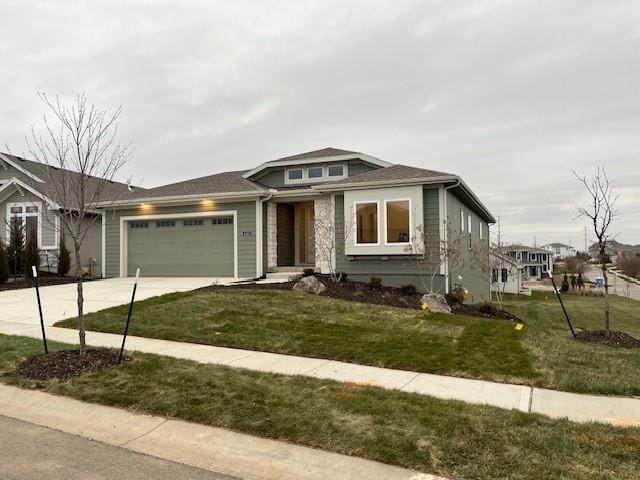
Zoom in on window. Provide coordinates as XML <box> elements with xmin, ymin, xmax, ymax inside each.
<box><xmin>492</xmin><ymin>268</ymin><xmax>498</xmax><ymax>283</ymax></box>
<box><xmin>530</xmin><ymin>253</ymin><xmax>536</xmax><ymax>261</ymax></box>
<box><xmin>328</xmin><ymin>165</ymin><xmax>344</xmax><ymax>177</ymax></box>
<box><xmin>26</xmin><ymin>206</ymin><xmax>39</xmax><ymax>214</ymax></box>
<box><xmin>156</xmin><ymin>220</ymin><xmax>175</xmax><ymax>228</ymax></box>
<box><xmin>10</xmin><ymin>206</ymin><xmax>23</xmax><ymax>214</ymax></box>
<box><xmin>129</xmin><ymin>221</ymin><xmax>149</xmax><ymax>229</ymax></box>
<box><xmin>287</xmin><ymin>169</ymin><xmax>303</xmax><ymax>181</ymax></box>
<box><xmin>479</xmin><ymin>222</ymin><xmax>483</xmax><ymax>240</ymax></box>
<box><xmin>468</xmin><ymin>216</ymin><xmax>472</xmax><ymax>250</ymax></box>
<box><xmin>501</xmin><ymin>268</ymin><xmax>508</xmax><ymax>283</ymax></box>
<box><xmin>460</xmin><ymin>210</ymin><xmax>465</xmax><ymax>231</ymax></box>
<box><xmin>212</xmin><ymin>217</ymin><xmax>233</xmax><ymax>225</ymax></box>
<box><xmin>385</xmin><ymin>200</ymin><xmax>410</xmax><ymax>244</ymax></box>
<box><xmin>183</xmin><ymin>218</ymin><xmax>204</xmax><ymax>226</ymax></box>
<box><xmin>355</xmin><ymin>202</ymin><xmax>378</xmax><ymax>244</ymax></box>
<box><xmin>8</xmin><ymin>202</ymin><xmax>41</xmax><ymax>247</ymax></box>
<box><xmin>307</xmin><ymin>166</ymin><xmax>323</xmax><ymax>179</ymax></box>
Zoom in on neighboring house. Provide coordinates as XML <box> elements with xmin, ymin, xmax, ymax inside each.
<box><xmin>505</xmin><ymin>245</ymin><xmax>553</xmax><ymax>280</ymax></box>
<box><xmin>0</xmin><ymin>152</ymin><xmax>133</xmax><ymax>275</ymax></box>
<box><xmin>542</xmin><ymin>242</ymin><xmax>576</xmax><ymax>260</ymax></box>
<box><xmin>490</xmin><ymin>251</ymin><xmax>523</xmax><ymax>295</ymax></box>
<box><xmin>96</xmin><ymin>147</ymin><xmax>496</xmax><ymax>302</ymax></box>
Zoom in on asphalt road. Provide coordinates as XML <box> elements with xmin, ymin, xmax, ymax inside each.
<box><xmin>0</xmin><ymin>415</ymin><xmax>237</xmax><ymax>480</ymax></box>
<box><xmin>586</xmin><ymin>266</ymin><xmax>640</xmax><ymax>300</ymax></box>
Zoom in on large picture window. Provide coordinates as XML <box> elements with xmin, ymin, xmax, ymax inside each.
<box><xmin>8</xmin><ymin>203</ymin><xmax>40</xmax><ymax>246</ymax></box>
<box><xmin>385</xmin><ymin>200</ymin><xmax>410</xmax><ymax>244</ymax></box>
<box><xmin>355</xmin><ymin>202</ymin><xmax>378</xmax><ymax>244</ymax></box>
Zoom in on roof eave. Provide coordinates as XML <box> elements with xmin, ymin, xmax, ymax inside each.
<box><xmin>94</xmin><ymin>190</ymin><xmax>269</xmax><ymax>208</ymax></box>
<box><xmin>0</xmin><ymin>153</ymin><xmax>45</xmax><ymax>183</ymax></box>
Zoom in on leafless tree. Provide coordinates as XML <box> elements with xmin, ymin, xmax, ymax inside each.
<box><xmin>314</xmin><ymin>198</ymin><xmax>342</xmax><ymax>282</ymax></box>
<box><xmin>404</xmin><ymin>219</ymin><xmax>464</xmax><ymax>294</ymax></box>
<box><xmin>28</xmin><ymin>93</ymin><xmax>132</xmax><ymax>353</ymax></box>
<box><xmin>574</xmin><ymin>166</ymin><xmax>620</xmax><ymax>334</ymax></box>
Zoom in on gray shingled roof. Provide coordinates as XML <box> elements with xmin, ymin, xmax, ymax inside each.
<box><xmin>125</xmin><ymin>170</ymin><xmax>267</xmax><ymax>200</ymax></box>
<box><xmin>1</xmin><ymin>153</ymin><xmax>139</xmax><ymax>208</ymax></box>
<box><xmin>270</xmin><ymin>147</ymin><xmax>360</xmax><ymax>163</ymax></box>
<box><xmin>335</xmin><ymin>164</ymin><xmax>454</xmax><ymax>184</ymax></box>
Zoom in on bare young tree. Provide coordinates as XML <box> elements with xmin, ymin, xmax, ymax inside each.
<box><xmin>574</xmin><ymin>166</ymin><xmax>620</xmax><ymax>334</ymax></box>
<box><xmin>313</xmin><ymin>198</ymin><xmax>342</xmax><ymax>282</ymax></box>
<box><xmin>28</xmin><ymin>93</ymin><xmax>132</xmax><ymax>353</ymax></box>
<box><xmin>404</xmin><ymin>219</ymin><xmax>464</xmax><ymax>294</ymax></box>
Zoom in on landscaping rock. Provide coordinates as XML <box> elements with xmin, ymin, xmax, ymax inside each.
<box><xmin>420</xmin><ymin>293</ymin><xmax>451</xmax><ymax>314</ymax></box>
<box><xmin>293</xmin><ymin>275</ymin><xmax>326</xmax><ymax>295</ymax></box>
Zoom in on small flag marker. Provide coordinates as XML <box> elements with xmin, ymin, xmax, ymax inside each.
<box><xmin>515</xmin><ymin>323</ymin><xmax>524</xmax><ymax>331</ymax></box>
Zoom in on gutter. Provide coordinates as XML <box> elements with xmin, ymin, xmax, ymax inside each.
<box><xmin>94</xmin><ymin>190</ymin><xmax>268</xmax><ymax>208</ymax></box>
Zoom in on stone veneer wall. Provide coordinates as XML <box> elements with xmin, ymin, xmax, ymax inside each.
<box><xmin>267</xmin><ymin>202</ymin><xmax>278</xmax><ymax>270</ymax></box>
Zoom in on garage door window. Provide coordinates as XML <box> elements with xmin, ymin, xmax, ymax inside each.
<box><xmin>130</xmin><ymin>221</ymin><xmax>149</xmax><ymax>229</ymax></box>
<box><xmin>156</xmin><ymin>220</ymin><xmax>175</xmax><ymax>228</ymax></box>
<box><xmin>212</xmin><ymin>217</ymin><xmax>233</xmax><ymax>225</ymax></box>
<box><xmin>183</xmin><ymin>218</ymin><xmax>204</xmax><ymax>227</ymax></box>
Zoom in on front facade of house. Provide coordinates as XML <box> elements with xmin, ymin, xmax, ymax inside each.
<box><xmin>490</xmin><ymin>251</ymin><xmax>523</xmax><ymax>295</ymax></box>
<box><xmin>99</xmin><ymin>148</ymin><xmax>495</xmax><ymax>302</ymax></box>
<box><xmin>506</xmin><ymin>245</ymin><xmax>553</xmax><ymax>280</ymax></box>
<box><xmin>542</xmin><ymin>242</ymin><xmax>576</xmax><ymax>260</ymax></box>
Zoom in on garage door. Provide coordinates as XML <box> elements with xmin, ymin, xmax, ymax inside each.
<box><xmin>126</xmin><ymin>216</ymin><xmax>234</xmax><ymax>276</ymax></box>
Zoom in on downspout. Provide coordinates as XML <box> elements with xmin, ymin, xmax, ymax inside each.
<box><xmin>442</xmin><ymin>180</ymin><xmax>461</xmax><ymax>295</ymax></box>
<box><xmin>258</xmin><ymin>191</ymin><xmax>274</xmax><ymax>278</ymax></box>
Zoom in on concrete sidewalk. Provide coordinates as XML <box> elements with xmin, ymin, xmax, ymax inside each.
<box><xmin>2</xmin><ymin>322</ymin><xmax>639</xmax><ymax>427</ymax></box>
<box><xmin>0</xmin><ymin>384</ymin><xmax>439</xmax><ymax>480</ymax></box>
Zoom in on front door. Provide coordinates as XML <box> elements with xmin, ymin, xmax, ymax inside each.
<box><xmin>296</xmin><ymin>203</ymin><xmax>315</xmax><ymax>265</ymax></box>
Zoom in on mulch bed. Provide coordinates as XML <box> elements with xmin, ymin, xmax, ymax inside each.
<box><xmin>575</xmin><ymin>330</ymin><xmax>640</xmax><ymax>349</ymax></box>
<box><xmin>216</xmin><ymin>275</ymin><xmax>521</xmax><ymax>321</ymax></box>
<box><xmin>0</xmin><ymin>276</ymin><xmax>82</xmax><ymax>292</ymax></box>
<box><xmin>16</xmin><ymin>350</ymin><xmax>129</xmax><ymax>381</ymax></box>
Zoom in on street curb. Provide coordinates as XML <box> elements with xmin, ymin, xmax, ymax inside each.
<box><xmin>0</xmin><ymin>384</ymin><xmax>446</xmax><ymax>480</ymax></box>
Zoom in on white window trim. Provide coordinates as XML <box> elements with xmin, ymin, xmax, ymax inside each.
<box><xmin>460</xmin><ymin>209</ymin><xmax>465</xmax><ymax>231</ymax></box>
<box><xmin>5</xmin><ymin>201</ymin><xmax>58</xmax><ymax>250</ymax></box>
<box><xmin>383</xmin><ymin>198</ymin><xmax>412</xmax><ymax>246</ymax></box>
<box><xmin>353</xmin><ymin>200</ymin><xmax>380</xmax><ymax>247</ymax></box>
<box><xmin>284</xmin><ymin>163</ymin><xmax>348</xmax><ymax>185</ymax></box>
<box><xmin>119</xmin><ymin>210</ymin><xmax>238</xmax><ymax>278</ymax></box>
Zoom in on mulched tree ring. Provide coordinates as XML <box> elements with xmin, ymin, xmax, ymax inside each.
<box><xmin>575</xmin><ymin>330</ymin><xmax>640</xmax><ymax>349</ymax></box>
<box><xmin>16</xmin><ymin>350</ymin><xmax>130</xmax><ymax>381</ymax></box>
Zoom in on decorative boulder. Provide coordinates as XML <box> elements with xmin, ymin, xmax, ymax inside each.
<box><xmin>293</xmin><ymin>275</ymin><xmax>326</xmax><ymax>295</ymax></box>
<box><xmin>419</xmin><ymin>293</ymin><xmax>451</xmax><ymax>314</ymax></box>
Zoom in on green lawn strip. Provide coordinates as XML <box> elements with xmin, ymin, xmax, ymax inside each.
<box><xmin>55</xmin><ymin>288</ymin><xmax>539</xmax><ymax>385</ymax></box>
<box><xmin>503</xmin><ymin>291</ymin><xmax>640</xmax><ymax>396</ymax></box>
<box><xmin>0</xmin><ymin>334</ymin><xmax>638</xmax><ymax>480</ymax></box>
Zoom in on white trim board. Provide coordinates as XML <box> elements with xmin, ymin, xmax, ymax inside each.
<box><xmin>118</xmin><ymin>210</ymin><xmax>239</xmax><ymax>278</ymax></box>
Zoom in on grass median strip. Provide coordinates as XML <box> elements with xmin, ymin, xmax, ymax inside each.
<box><xmin>1</xmin><ymin>334</ymin><xmax>638</xmax><ymax>480</ymax></box>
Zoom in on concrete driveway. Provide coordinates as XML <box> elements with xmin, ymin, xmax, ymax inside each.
<box><xmin>0</xmin><ymin>277</ymin><xmax>235</xmax><ymax>331</ymax></box>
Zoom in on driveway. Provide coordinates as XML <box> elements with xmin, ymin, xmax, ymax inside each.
<box><xmin>0</xmin><ymin>277</ymin><xmax>235</xmax><ymax>332</ymax></box>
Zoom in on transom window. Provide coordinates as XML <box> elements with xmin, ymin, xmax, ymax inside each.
<box><xmin>307</xmin><ymin>166</ymin><xmax>323</xmax><ymax>179</ymax></box>
<box><xmin>385</xmin><ymin>200</ymin><xmax>410</xmax><ymax>244</ymax></box>
<box><xmin>212</xmin><ymin>217</ymin><xmax>233</xmax><ymax>225</ymax></box>
<box><xmin>328</xmin><ymin>165</ymin><xmax>344</xmax><ymax>177</ymax></box>
<box><xmin>355</xmin><ymin>202</ymin><xmax>378</xmax><ymax>244</ymax></box>
<box><xmin>284</xmin><ymin>163</ymin><xmax>347</xmax><ymax>184</ymax></box>
<box><xmin>287</xmin><ymin>169</ymin><xmax>303</xmax><ymax>181</ymax></box>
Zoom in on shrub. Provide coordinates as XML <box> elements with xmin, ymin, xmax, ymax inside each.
<box><xmin>23</xmin><ymin>232</ymin><xmax>41</xmax><ymax>279</ymax></box>
<box><xmin>57</xmin><ymin>232</ymin><xmax>71</xmax><ymax>276</ymax></box>
<box><xmin>369</xmin><ymin>276</ymin><xmax>383</xmax><ymax>290</ymax></box>
<box><xmin>302</xmin><ymin>268</ymin><xmax>315</xmax><ymax>277</ymax></box>
<box><xmin>478</xmin><ymin>302</ymin><xmax>497</xmax><ymax>315</ymax></box>
<box><xmin>400</xmin><ymin>284</ymin><xmax>417</xmax><ymax>295</ymax></box>
<box><xmin>561</xmin><ymin>274</ymin><xmax>570</xmax><ymax>293</ymax></box>
<box><xmin>0</xmin><ymin>239</ymin><xmax>9</xmax><ymax>284</ymax></box>
<box><xmin>577</xmin><ymin>272</ymin><xmax>584</xmax><ymax>289</ymax></box>
<box><xmin>7</xmin><ymin>218</ymin><xmax>24</xmax><ymax>275</ymax></box>
<box><xmin>445</xmin><ymin>291</ymin><xmax>464</xmax><ymax>305</ymax></box>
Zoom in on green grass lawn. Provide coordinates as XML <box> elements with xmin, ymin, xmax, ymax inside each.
<box><xmin>55</xmin><ymin>287</ymin><xmax>640</xmax><ymax>396</ymax></box>
<box><xmin>1</xmin><ymin>334</ymin><xmax>638</xmax><ymax>480</ymax></box>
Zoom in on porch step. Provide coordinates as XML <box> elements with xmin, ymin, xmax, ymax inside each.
<box><xmin>265</xmin><ymin>272</ymin><xmax>304</xmax><ymax>282</ymax></box>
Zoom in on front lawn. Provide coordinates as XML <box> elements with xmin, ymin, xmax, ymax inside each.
<box><xmin>55</xmin><ymin>287</ymin><xmax>640</xmax><ymax>396</ymax></box>
<box><xmin>1</xmin><ymin>334</ymin><xmax>638</xmax><ymax>480</ymax></box>
<box><xmin>57</xmin><ymin>288</ymin><xmax>539</xmax><ymax>385</ymax></box>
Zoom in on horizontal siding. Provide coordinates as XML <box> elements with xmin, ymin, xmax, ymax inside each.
<box><xmin>334</xmin><ymin>187</ymin><xmax>445</xmax><ymax>293</ymax></box>
<box><xmin>104</xmin><ymin>200</ymin><xmax>258</xmax><ymax>278</ymax></box>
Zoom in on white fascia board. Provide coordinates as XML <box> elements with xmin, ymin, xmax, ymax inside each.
<box><xmin>94</xmin><ymin>190</ymin><xmax>269</xmax><ymax>208</ymax></box>
<box><xmin>0</xmin><ymin>153</ymin><xmax>45</xmax><ymax>183</ymax></box>
<box><xmin>0</xmin><ymin>177</ymin><xmax>60</xmax><ymax>209</ymax></box>
<box><xmin>242</xmin><ymin>154</ymin><xmax>392</xmax><ymax>179</ymax></box>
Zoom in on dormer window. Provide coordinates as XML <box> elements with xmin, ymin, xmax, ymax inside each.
<box><xmin>328</xmin><ymin>165</ymin><xmax>344</xmax><ymax>177</ymax></box>
<box><xmin>308</xmin><ymin>166</ymin><xmax>323</xmax><ymax>179</ymax></box>
<box><xmin>287</xmin><ymin>169</ymin><xmax>303</xmax><ymax>181</ymax></box>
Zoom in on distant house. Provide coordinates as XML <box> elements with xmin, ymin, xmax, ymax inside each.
<box><xmin>505</xmin><ymin>245</ymin><xmax>553</xmax><ymax>280</ymax></box>
<box><xmin>542</xmin><ymin>242</ymin><xmax>576</xmax><ymax>260</ymax></box>
<box><xmin>490</xmin><ymin>251</ymin><xmax>523</xmax><ymax>294</ymax></box>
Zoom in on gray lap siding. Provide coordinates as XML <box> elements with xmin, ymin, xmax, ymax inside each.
<box><xmin>334</xmin><ymin>187</ymin><xmax>446</xmax><ymax>293</ymax></box>
<box><xmin>103</xmin><ymin>200</ymin><xmax>258</xmax><ymax>278</ymax></box>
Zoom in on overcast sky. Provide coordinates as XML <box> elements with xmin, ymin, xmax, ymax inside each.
<box><xmin>1</xmin><ymin>0</ymin><xmax>639</xmax><ymax>247</ymax></box>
